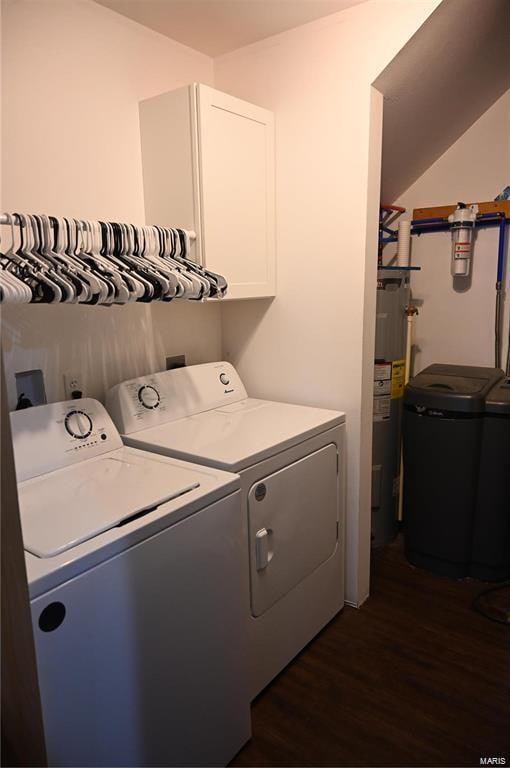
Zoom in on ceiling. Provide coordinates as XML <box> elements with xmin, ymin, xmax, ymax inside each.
<box><xmin>375</xmin><ymin>0</ymin><xmax>510</xmax><ymax>202</ymax></box>
<box><xmin>93</xmin><ymin>0</ymin><xmax>367</xmax><ymax>57</ymax></box>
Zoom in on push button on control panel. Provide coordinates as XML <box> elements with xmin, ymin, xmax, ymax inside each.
<box><xmin>138</xmin><ymin>385</ymin><xmax>160</xmax><ymax>410</ymax></box>
<box><xmin>219</xmin><ymin>373</ymin><xmax>230</xmax><ymax>386</ymax></box>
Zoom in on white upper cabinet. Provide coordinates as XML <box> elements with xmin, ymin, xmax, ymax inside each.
<box><xmin>139</xmin><ymin>84</ymin><xmax>276</xmax><ymax>300</ymax></box>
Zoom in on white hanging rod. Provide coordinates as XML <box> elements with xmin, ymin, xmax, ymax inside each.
<box><xmin>0</xmin><ymin>213</ymin><xmax>196</xmax><ymax>241</ymax></box>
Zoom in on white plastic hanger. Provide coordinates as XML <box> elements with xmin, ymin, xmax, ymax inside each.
<box><xmin>30</xmin><ymin>215</ymin><xmax>76</xmax><ymax>302</ymax></box>
<box><xmin>17</xmin><ymin>213</ymin><xmax>63</xmax><ymax>303</ymax></box>
<box><xmin>0</xmin><ymin>214</ymin><xmax>32</xmax><ymax>303</ymax></box>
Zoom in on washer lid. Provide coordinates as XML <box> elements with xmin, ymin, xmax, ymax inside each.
<box><xmin>18</xmin><ymin>451</ymin><xmax>200</xmax><ymax>558</ymax></box>
<box><xmin>124</xmin><ymin>399</ymin><xmax>345</xmax><ymax>472</ymax></box>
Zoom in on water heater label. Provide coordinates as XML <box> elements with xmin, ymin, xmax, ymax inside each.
<box><xmin>374</xmin><ymin>363</ymin><xmax>392</xmax><ymax>420</ymax></box>
<box><xmin>374</xmin><ymin>378</ymin><xmax>391</xmax><ymax>395</ymax></box>
<box><xmin>373</xmin><ymin>396</ymin><xmax>391</xmax><ymax>421</ymax></box>
<box><xmin>391</xmin><ymin>359</ymin><xmax>406</xmax><ymax>399</ymax></box>
<box><xmin>374</xmin><ymin>363</ymin><xmax>391</xmax><ymax>396</ymax></box>
<box><xmin>374</xmin><ymin>363</ymin><xmax>391</xmax><ymax>380</ymax></box>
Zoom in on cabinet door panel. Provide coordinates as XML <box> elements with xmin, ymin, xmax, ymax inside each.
<box><xmin>197</xmin><ymin>85</ymin><xmax>275</xmax><ymax>299</ymax></box>
<box><xmin>140</xmin><ymin>86</ymin><xmax>202</xmax><ymax>264</ymax></box>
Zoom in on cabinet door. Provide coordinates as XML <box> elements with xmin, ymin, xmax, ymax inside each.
<box><xmin>197</xmin><ymin>85</ymin><xmax>276</xmax><ymax>300</ymax></box>
<box><xmin>140</xmin><ymin>86</ymin><xmax>202</xmax><ymax>264</ymax></box>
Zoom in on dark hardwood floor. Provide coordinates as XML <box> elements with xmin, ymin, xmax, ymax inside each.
<box><xmin>232</xmin><ymin>537</ymin><xmax>509</xmax><ymax>767</ymax></box>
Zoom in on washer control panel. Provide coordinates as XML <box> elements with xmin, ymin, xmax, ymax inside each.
<box><xmin>107</xmin><ymin>362</ymin><xmax>248</xmax><ymax>435</ymax></box>
<box><xmin>11</xmin><ymin>398</ymin><xmax>123</xmax><ymax>482</ymax></box>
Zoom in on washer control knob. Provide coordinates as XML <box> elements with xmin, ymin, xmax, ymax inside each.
<box><xmin>65</xmin><ymin>410</ymin><xmax>93</xmax><ymax>440</ymax></box>
<box><xmin>138</xmin><ymin>385</ymin><xmax>160</xmax><ymax>409</ymax></box>
<box><xmin>219</xmin><ymin>373</ymin><xmax>230</xmax><ymax>386</ymax></box>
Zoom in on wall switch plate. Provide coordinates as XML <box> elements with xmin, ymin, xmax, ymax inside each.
<box><xmin>15</xmin><ymin>369</ymin><xmax>47</xmax><ymax>409</ymax></box>
<box><xmin>166</xmin><ymin>354</ymin><xmax>186</xmax><ymax>371</ymax></box>
<box><xmin>64</xmin><ymin>373</ymin><xmax>83</xmax><ymax>400</ymax></box>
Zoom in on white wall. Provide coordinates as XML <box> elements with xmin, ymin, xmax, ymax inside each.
<box><xmin>214</xmin><ymin>0</ymin><xmax>440</xmax><ymax>605</ymax></box>
<box><xmin>1</xmin><ymin>0</ymin><xmax>220</xmax><ymax>409</ymax></box>
<box><xmin>387</xmin><ymin>89</ymin><xmax>510</xmax><ymax>374</ymax></box>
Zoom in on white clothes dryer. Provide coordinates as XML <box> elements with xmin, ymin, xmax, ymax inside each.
<box><xmin>11</xmin><ymin>398</ymin><xmax>250</xmax><ymax>768</ymax></box>
<box><xmin>107</xmin><ymin>362</ymin><xmax>346</xmax><ymax>698</ymax></box>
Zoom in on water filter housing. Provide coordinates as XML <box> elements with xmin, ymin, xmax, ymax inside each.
<box><xmin>372</xmin><ymin>268</ymin><xmax>410</xmax><ymax>547</ymax></box>
<box><xmin>448</xmin><ymin>203</ymin><xmax>477</xmax><ymax>277</ymax></box>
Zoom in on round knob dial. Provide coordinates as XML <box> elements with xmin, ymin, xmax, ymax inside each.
<box><xmin>219</xmin><ymin>373</ymin><xmax>230</xmax><ymax>386</ymax></box>
<box><xmin>65</xmin><ymin>410</ymin><xmax>93</xmax><ymax>440</ymax></box>
<box><xmin>138</xmin><ymin>385</ymin><xmax>160</xmax><ymax>409</ymax></box>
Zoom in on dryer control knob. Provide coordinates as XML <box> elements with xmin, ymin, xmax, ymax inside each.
<box><xmin>65</xmin><ymin>410</ymin><xmax>93</xmax><ymax>439</ymax></box>
<box><xmin>138</xmin><ymin>385</ymin><xmax>160</xmax><ymax>410</ymax></box>
<box><xmin>219</xmin><ymin>373</ymin><xmax>230</xmax><ymax>386</ymax></box>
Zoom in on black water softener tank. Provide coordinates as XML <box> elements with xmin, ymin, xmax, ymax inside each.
<box><xmin>402</xmin><ymin>364</ymin><xmax>503</xmax><ymax>578</ymax></box>
<box><xmin>471</xmin><ymin>376</ymin><xmax>510</xmax><ymax>580</ymax></box>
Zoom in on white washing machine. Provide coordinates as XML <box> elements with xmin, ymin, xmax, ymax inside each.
<box><xmin>107</xmin><ymin>362</ymin><xmax>346</xmax><ymax>698</ymax></box>
<box><xmin>11</xmin><ymin>398</ymin><xmax>251</xmax><ymax>768</ymax></box>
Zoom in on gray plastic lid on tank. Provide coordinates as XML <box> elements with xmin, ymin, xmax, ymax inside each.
<box><xmin>485</xmin><ymin>376</ymin><xmax>510</xmax><ymax>415</ymax></box>
<box><xmin>404</xmin><ymin>364</ymin><xmax>504</xmax><ymax>413</ymax></box>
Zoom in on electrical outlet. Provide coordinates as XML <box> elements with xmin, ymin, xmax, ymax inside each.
<box><xmin>64</xmin><ymin>373</ymin><xmax>83</xmax><ymax>400</ymax></box>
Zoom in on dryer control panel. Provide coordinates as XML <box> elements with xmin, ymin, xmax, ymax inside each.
<box><xmin>11</xmin><ymin>398</ymin><xmax>123</xmax><ymax>482</ymax></box>
<box><xmin>107</xmin><ymin>362</ymin><xmax>248</xmax><ymax>435</ymax></box>
<box><xmin>110</xmin><ymin>374</ymin><xmax>171</xmax><ymax>429</ymax></box>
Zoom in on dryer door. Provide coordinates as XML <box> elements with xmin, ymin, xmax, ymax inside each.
<box><xmin>248</xmin><ymin>443</ymin><xmax>338</xmax><ymax>617</ymax></box>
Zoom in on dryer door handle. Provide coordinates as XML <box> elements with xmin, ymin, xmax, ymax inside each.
<box><xmin>255</xmin><ymin>528</ymin><xmax>271</xmax><ymax>570</ymax></box>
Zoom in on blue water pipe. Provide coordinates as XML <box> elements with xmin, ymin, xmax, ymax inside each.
<box><xmin>410</xmin><ymin>216</ymin><xmax>446</xmax><ymax>225</ymax></box>
<box><xmin>411</xmin><ymin>220</ymin><xmax>506</xmax><ymax>235</ymax></box>
<box><xmin>496</xmin><ymin>215</ymin><xmax>506</xmax><ymax>284</ymax></box>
